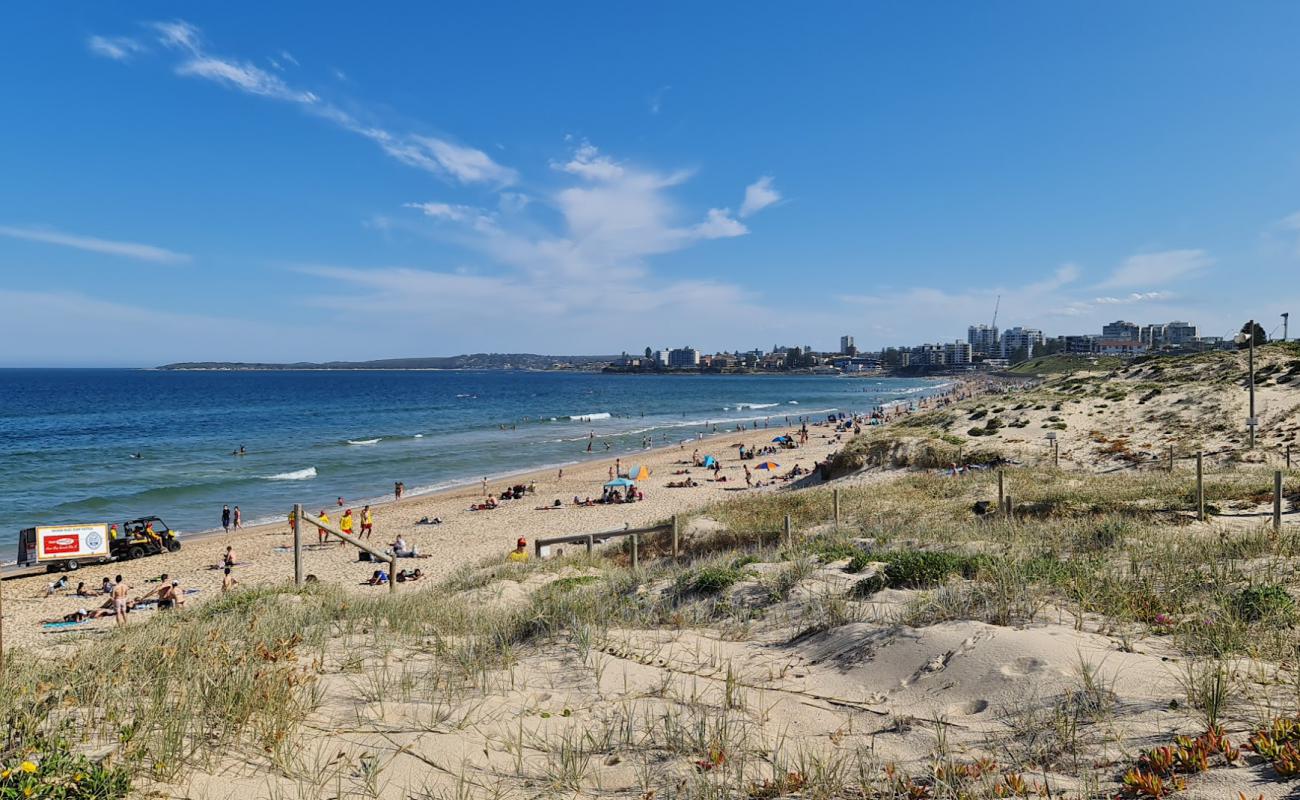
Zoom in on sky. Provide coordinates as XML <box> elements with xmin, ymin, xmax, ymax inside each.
<box><xmin>3</xmin><ymin>2</ymin><xmax>1300</xmax><ymax>366</ymax></box>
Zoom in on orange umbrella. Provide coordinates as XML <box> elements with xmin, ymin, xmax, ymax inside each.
<box><xmin>754</xmin><ymin>461</ymin><xmax>780</xmax><ymax>470</ymax></box>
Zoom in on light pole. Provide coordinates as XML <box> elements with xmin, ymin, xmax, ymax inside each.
<box><xmin>1283</xmin><ymin>312</ymin><xmax>1290</xmax><ymax>343</ymax></box>
<box><xmin>1235</xmin><ymin>320</ymin><xmax>1257</xmax><ymax>448</ymax></box>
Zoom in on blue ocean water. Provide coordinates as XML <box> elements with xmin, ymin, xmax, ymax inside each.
<box><xmin>0</xmin><ymin>369</ymin><xmax>944</xmax><ymax>548</ymax></box>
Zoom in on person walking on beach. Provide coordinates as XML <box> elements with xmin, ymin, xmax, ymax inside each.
<box><xmin>110</xmin><ymin>575</ymin><xmax>131</xmax><ymax>627</ymax></box>
<box><xmin>221</xmin><ymin>505</ymin><xmax>231</xmax><ymax>533</ymax></box>
<box><xmin>482</xmin><ymin>477</ymin><xmax>488</xmax><ymax>496</ymax></box>
<box><xmin>233</xmin><ymin>506</ymin><xmax>242</xmax><ymax>531</ymax></box>
<box><xmin>340</xmin><ymin>508</ymin><xmax>355</xmax><ymax>544</ymax></box>
<box><xmin>360</xmin><ymin>505</ymin><xmax>373</xmax><ymax>539</ymax></box>
<box><xmin>317</xmin><ymin>510</ymin><xmax>330</xmax><ymax>544</ymax></box>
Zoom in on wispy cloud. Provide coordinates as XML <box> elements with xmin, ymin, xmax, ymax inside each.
<box><xmin>1097</xmin><ymin>249</ymin><xmax>1212</xmax><ymax>288</ymax></box>
<box><xmin>649</xmin><ymin>85</ymin><xmax>670</xmax><ymax>115</ymax></box>
<box><xmin>87</xmin><ymin>35</ymin><xmax>145</xmax><ymax>61</ymax></box>
<box><xmin>1093</xmin><ymin>291</ymin><xmax>1173</xmax><ymax>305</ymax></box>
<box><xmin>299</xmin><ymin>142</ymin><xmax>769</xmax><ymax>345</ymax></box>
<box><xmin>0</xmin><ymin>225</ymin><xmax>190</xmax><ymax>264</ymax></box>
<box><xmin>739</xmin><ymin>176</ymin><xmax>780</xmax><ymax>217</ymax></box>
<box><xmin>103</xmin><ymin>20</ymin><xmax>516</xmax><ymax>186</ymax></box>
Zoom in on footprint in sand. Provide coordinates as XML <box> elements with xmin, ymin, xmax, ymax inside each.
<box><xmin>999</xmin><ymin>657</ymin><xmax>1047</xmax><ymax>678</ymax></box>
<box><xmin>946</xmin><ymin>699</ymin><xmax>990</xmax><ymax>716</ymax></box>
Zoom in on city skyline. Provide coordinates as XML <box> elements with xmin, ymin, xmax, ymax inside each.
<box><xmin>4</xmin><ymin>3</ymin><xmax>1300</xmax><ymax>366</ymax></box>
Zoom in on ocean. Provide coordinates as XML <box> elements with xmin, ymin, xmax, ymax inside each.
<box><xmin>0</xmin><ymin>369</ymin><xmax>945</xmax><ymax>548</ymax></box>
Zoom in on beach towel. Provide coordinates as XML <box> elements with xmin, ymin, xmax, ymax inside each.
<box><xmin>43</xmin><ymin>620</ymin><xmax>90</xmax><ymax>630</ymax></box>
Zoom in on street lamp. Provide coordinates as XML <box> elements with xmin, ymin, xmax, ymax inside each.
<box><xmin>1234</xmin><ymin>320</ymin><xmax>1257</xmax><ymax>448</ymax></box>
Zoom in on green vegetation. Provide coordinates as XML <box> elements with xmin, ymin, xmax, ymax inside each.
<box><xmin>1006</xmin><ymin>354</ymin><xmax>1123</xmax><ymax>375</ymax></box>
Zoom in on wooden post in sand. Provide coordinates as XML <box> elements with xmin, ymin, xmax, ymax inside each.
<box><xmin>1196</xmin><ymin>452</ymin><xmax>1205</xmax><ymax>522</ymax></box>
<box><xmin>1168</xmin><ymin>445</ymin><xmax>1175</xmax><ymax>472</ymax></box>
<box><xmin>1275</xmin><ymin>470</ymin><xmax>1284</xmax><ymax>533</ymax></box>
<box><xmin>631</xmin><ymin>533</ymin><xmax>639</xmax><ymax>570</ymax></box>
<box><xmin>671</xmin><ymin>515</ymin><xmax>680</xmax><ymax>559</ymax></box>
<box><xmin>1004</xmin><ymin>495</ymin><xmax>1013</xmax><ymax>520</ymax></box>
<box><xmin>586</xmin><ymin>534</ymin><xmax>594</xmax><ymax>555</ymax></box>
<box><xmin>783</xmin><ymin>514</ymin><xmax>793</xmax><ymax>547</ymax></box>
<box><xmin>293</xmin><ymin>503</ymin><xmax>303</xmax><ymax>587</ymax></box>
<box><xmin>833</xmin><ymin>489</ymin><xmax>841</xmax><ymax>527</ymax></box>
<box><xmin>997</xmin><ymin>470</ymin><xmax>1004</xmax><ymax>510</ymax></box>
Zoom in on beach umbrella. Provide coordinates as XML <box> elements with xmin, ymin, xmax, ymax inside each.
<box><xmin>754</xmin><ymin>461</ymin><xmax>780</xmax><ymax>470</ymax></box>
<box><xmin>701</xmin><ymin>455</ymin><xmax>717</xmax><ymax>467</ymax></box>
<box><xmin>771</xmin><ymin>436</ymin><xmax>790</xmax><ymax>443</ymax></box>
<box><xmin>627</xmin><ymin>465</ymin><xmax>651</xmax><ymax>480</ymax></box>
<box><xmin>604</xmin><ymin>477</ymin><xmax>636</xmax><ymax>488</ymax></box>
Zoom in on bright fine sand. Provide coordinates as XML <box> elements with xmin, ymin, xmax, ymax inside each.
<box><xmin>6</xmin><ymin>419</ymin><xmax>859</xmax><ymax>652</ymax></box>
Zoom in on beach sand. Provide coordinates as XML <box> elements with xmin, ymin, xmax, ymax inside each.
<box><xmin>5</xmin><ymin>417</ymin><xmax>858</xmax><ymax>653</ymax></box>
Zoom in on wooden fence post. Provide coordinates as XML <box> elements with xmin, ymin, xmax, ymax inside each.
<box><xmin>833</xmin><ymin>489</ymin><xmax>841</xmax><ymax>527</ymax></box>
<box><xmin>1275</xmin><ymin>470</ymin><xmax>1283</xmax><ymax>533</ymax></box>
<box><xmin>1168</xmin><ymin>445</ymin><xmax>1175</xmax><ymax>472</ymax></box>
<box><xmin>586</xmin><ymin>534</ymin><xmax>594</xmax><ymax>555</ymax></box>
<box><xmin>293</xmin><ymin>503</ymin><xmax>303</xmax><ymax>587</ymax></box>
<box><xmin>1288</xmin><ymin>445</ymin><xmax>1293</xmax><ymax>470</ymax></box>
<box><xmin>997</xmin><ymin>470</ymin><xmax>1004</xmax><ymax>510</ymax></box>
<box><xmin>1196</xmin><ymin>451</ymin><xmax>1205</xmax><ymax>522</ymax></box>
<box><xmin>783</xmin><ymin>514</ymin><xmax>792</xmax><ymax>547</ymax></box>
<box><xmin>631</xmin><ymin>533</ymin><xmax>639</xmax><ymax>570</ymax></box>
<box><xmin>671</xmin><ymin>514</ymin><xmax>680</xmax><ymax>559</ymax></box>
<box><xmin>1005</xmin><ymin>495</ymin><xmax>1013</xmax><ymax>520</ymax></box>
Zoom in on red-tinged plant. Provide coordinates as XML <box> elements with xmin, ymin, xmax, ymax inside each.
<box><xmin>1138</xmin><ymin>746</ymin><xmax>1175</xmax><ymax>776</ymax></box>
<box><xmin>1121</xmin><ymin>768</ymin><xmax>1184</xmax><ymax>798</ymax></box>
<box><xmin>1273</xmin><ymin>742</ymin><xmax>1300</xmax><ymax>776</ymax></box>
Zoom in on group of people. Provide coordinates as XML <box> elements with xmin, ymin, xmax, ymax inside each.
<box><xmin>305</xmin><ymin>505</ymin><xmax>374</xmax><ymax>543</ymax></box>
<box><xmin>43</xmin><ymin>572</ymin><xmax>192</xmax><ymax>627</ymax></box>
<box><xmin>221</xmin><ymin>504</ymin><xmax>242</xmax><ymax>532</ymax></box>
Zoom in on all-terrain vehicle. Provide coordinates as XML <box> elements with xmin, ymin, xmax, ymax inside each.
<box><xmin>110</xmin><ymin>516</ymin><xmax>182</xmax><ymax>561</ymax></box>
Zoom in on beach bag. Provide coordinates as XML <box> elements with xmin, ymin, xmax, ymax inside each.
<box><xmin>358</xmin><ymin>550</ymin><xmax>372</xmax><ymax>562</ymax></box>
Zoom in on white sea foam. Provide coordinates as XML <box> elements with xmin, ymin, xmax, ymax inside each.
<box><xmin>787</xmin><ymin>400</ymin><xmax>799</xmax><ymax>404</ymax></box>
<box><xmin>731</xmin><ymin>402</ymin><xmax>779</xmax><ymax>410</ymax></box>
<box><xmin>263</xmin><ymin>467</ymin><xmax>317</xmax><ymax>481</ymax></box>
<box><xmin>413</xmin><ymin>434</ymin><xmax>424</xmax><ymax>438</ymax></box>
<box><xmin>347</xmin><ymin>438</ymin><xmax>382</xmax><ymax>445</ymax></box>
<box><xmin>567</xmin><ymin>412</ymin><xmax>611</xmax><ymax>421</ymax></box>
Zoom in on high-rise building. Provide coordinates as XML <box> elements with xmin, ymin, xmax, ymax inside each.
<box><xmin>1001</xmin><ymin>327</ymin><xmax>1045</xmax><ymax>358</ymax></box>
<box><xmin>667</xmin><ymin>347</ymin><xmax>700</xmax><ymax>368</ymax></box>
<box><xmin>1164</xmin><ymin>321</ymin><xmax>1198</xmax><ymax>345</ymax></box>
<box><xmin>840</xmin><ymin>335</ymin><xmax>856</xmax><ymax>355</ymax></box>
<box><xmin>1102</xmin><ymin>320</ymin><xmax>1139</xmax><ymax>340</ymax></box>
<box><xmin>944</xmin><ymin>341</ymin><xmax>973</xmax><ymax>365</ymax></box>
<box><xmin>967</xmin><ymin>324</ymin><xmax>999</xmax><ymax>357</ymax></box>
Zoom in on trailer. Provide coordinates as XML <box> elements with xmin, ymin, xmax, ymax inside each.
<box><xmin>16</xmin><ymin>523</ymin><xmax>112</xmax><ymax>573</ymax></box>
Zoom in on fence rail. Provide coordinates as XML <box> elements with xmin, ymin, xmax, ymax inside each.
<box><xmin>296</xmin><ymin>505</ymin><xmax>399</xmax><ymax>593</ymax></box>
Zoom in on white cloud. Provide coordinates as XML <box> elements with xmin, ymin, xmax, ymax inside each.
<box><xmin>739</xmin><ymin>176</ymin><xmax>780</xmax><ymax>217</ymax></box>
<box><xmin>1093</xmin><ymin>291</ymin><xmax>1173</xmax><ymax>305</ymax></box>
<box><xmin>649</xmin><ymin>85</ymin><xmax>670</xmax><ymax>115</ymax></box>
<box><xmin>87</xmin><ymin>35</ymin><xmax>144</xmax><ymax>61</ymax></box>
<box><xmin>693</xmin><ymin>208</ymin><xmax>748</xmax><ymax>239</ymax></box>
<box><xmin>0</xmin><ymin>225</ymin><xmax>190</xmax><ymax>264</ymax></box>
<box><xmin>554</xmin><ymin>142</ymin><xmax>625</xmax><ymax>181</ymax></box>
<box><xmin>108</xmin><ymin>20</ymin><xmax>516</xmax><ymax>186</ymax></box>
<box><xmin>280</xmin><ymin>50</ymin><xmax>299</xmax><ymax>67</ymax></box>
<box><xmin>1097</xmin><ymin>249</ymin><xmax>1212</xmax><ymax>288</ymax></box>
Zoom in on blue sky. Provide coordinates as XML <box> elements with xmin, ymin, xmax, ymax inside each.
<box><xmin>3</xmin><ymin>2</ymin><xmax>1300</xmax><ymax>366</ymax></box>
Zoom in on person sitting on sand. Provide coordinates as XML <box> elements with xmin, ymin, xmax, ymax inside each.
<box><xmin>100</xmin><ymin>577</ymin><xmax>113</xmax><ymax>595</ymax></box>
<box><xmin>157</xmin><ymin>580</ymin><xmax>185</xmax><ymax>610</ymax></box>
<box><xmin>75</xmin><ymin>581</ymin><xmax>91</xmax><ymax>598</ymax></box>
<box><xmin>367</xmin><ymin>569</ymin><xmax>389</xmax><ymax>585</ymax></box>
<box><xmin>507</xmin><ymin>537</ymin><xmax>529</xmax><ymax>563</ymax></box>
<box><xmin>45</xmin><ymin>576</ymin><xmax>69</xmax><ymax>597</ymax></box>
<box><xmin>390</xmin><ymin>536</ymin><xmax>422</xmax><ymax>558</ymax></box>
<box><xmin>223</xmin><ymin>546</ymin><xmax>236</xmax><ymax>568</ymax></box>
<box><xmin>221</xmin><ymin>567</ymin><xmax>238</xmax><ymax>593</ymax></box>
<box><xmin>417</xmin><ymin>516</ymin><xmax>442</xmax><ymax>525</ymax></box>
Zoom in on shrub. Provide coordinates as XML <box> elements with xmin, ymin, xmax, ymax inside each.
<box><xmin>678</xmin><ymin>565</ymin><xmax>746</xmax><ymax>595</ymax></box>
<box><xmin>846</xmin><ymin>552</ymin><xmax>873</xmax><ymax>573</ymax></box>
<box><xmin>1229</xmin><ymin>585</ymin><xmax>1296</xmax><ymax>623</ymax></box>
<box><xmin>0</xmin><ymin>737</ymin><xmax>131</xmax><ymax>799</ymax></box>
<box><xmin>883</xmin><ymin>551</ymin><xmax>985</xmax><ymax>588</ymax></box>
<box><xmin>850</xmin><ymin>574</ymin><xmax>887</xmax><ymax>598</ymax></box>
